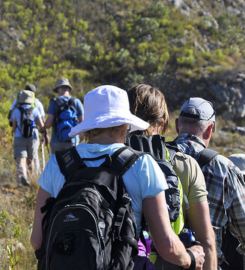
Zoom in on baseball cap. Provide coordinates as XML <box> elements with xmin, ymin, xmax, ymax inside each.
<box><xmin>179</xmin><ymin>97</ymin><xmax>216</xmax><ymax>131</ymax></box>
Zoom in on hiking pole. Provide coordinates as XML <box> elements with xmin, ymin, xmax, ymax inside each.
<box><xmin>46</xmin><ymin>144</ymin><xmax>51</xmax><ymax>158</ymax></box>
<box><xmin>41</xmin><ymin>143</ymin><xmax>45</xmax><ymax>171</ymax></box>
<box><xmin>44</xmin><ymin>130</ymin><xmax>51</xmax><ymax>158</ymax></box>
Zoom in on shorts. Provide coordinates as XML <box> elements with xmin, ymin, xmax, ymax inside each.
<box><xmin>14</xmin><ymin>137</ymin><xmax>39</xmax><ymax>159</ymax></box>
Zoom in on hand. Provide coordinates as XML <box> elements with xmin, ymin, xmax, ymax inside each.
<box><xmin>186</xmin><ymin>245</ymin><xmax>205</xmax><ymax>270</ymax></box>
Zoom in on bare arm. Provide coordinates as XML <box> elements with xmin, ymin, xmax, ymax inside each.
<box><xmin>78</xmin><ymin>115</ymin><xmax>84</xmax><ymax>123</ymax></box>
<box><xmin>30</xmin><ymin>187</ymin><xmax>51</xmax><ymax>250</ymax></box>
<box><xmin>37</xmin><ymin>117</ymin><xmax>44</xmax><ymax>129</ymax></box>
<box><xmin>143</xmin><ymin>191</ymin><xmax>205</xmax><ymax>269</ymax></box>
<box><xmin>12</xmin><ymin>119</ymin><xmax>17</xmax><ymax>133</ymax></box>
<box><xmin>188</xmin><ymin>201</ymin><xmax>217</xmax><ymax>270</ymax></box>
<box><xmin>44</xmin><ymin>114</ymin><xmax>54</xmax><ymax>129</ymax></box>
<box><xmin>8</xmin><ymin>109</ymin><xmax>12</xmax><ymax>120</ymax></box>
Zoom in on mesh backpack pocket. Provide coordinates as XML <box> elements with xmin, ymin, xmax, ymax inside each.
<box><xmin>18</xmin><ymin>107</ymin><xmax>35</xmax><ymax>138</ymax></box>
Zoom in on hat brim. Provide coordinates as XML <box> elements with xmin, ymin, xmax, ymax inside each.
<box><xmin>18</xmin><ymin>97</ymin><xmax>33</xmax><ymax>104</ymax></box>
<box><xmin>69</xmin><ymin>112</ymin><xmax>149</xmax><ymax>137</ymax></box>
<box><xmin>53</xmin><ymin>85</ymin><xmax>72</xmax><ymax>93</ymax></box>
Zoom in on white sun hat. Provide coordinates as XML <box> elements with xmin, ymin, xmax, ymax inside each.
<box><xmin>69</xmin><ymin>85</ymin><xmax>150</xmax><ymax>137</ymax></box>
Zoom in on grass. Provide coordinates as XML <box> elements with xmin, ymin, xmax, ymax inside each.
<box><xmin>0</xmin><ymin>113</ymin><xmax>244</xmax><ymax>269</ymax></box>
<box><xmin>0</xmin><ymin>144</ymin><xmax>48</xmax><ymax>270</ymax></box>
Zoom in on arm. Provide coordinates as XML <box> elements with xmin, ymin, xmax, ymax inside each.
<box><xmin>36</xmin><ymin>117</ymin><xmax>45</xmax><ymax>144</ymax></box>
<box><xmin>143</xmin><ymin>191</ymin><xmax>205</xmax><ymax>269</ymax></box>
<box><xmin>226</xmin><ymin>169</ymin><xmax>245</xmax><ymax>255</ymax></box>
<box><xmin>187</xmin><ymin>201</ymin><xmax>217</xmax><ymax>270</ymax></box>
<box><xmin>78</xmin><ymin>115</ymin><xmax>84</xmax><ymax>123</ymax></box>
<box><xmin>8</xmin><ymin>109</ymin><xmax>12</xmax><ymax>120</ymax></box>
<box><xmin>44</xmin><ymin>114</ymin><xmax>54</xmax><ymax>129</ymax></box>
<box><xmin>30</xmin><ymin>187</ymin><xmax>51</xmax><ymax>250</ymax></box>
<box><xmin>12</xmin><ymin>119</ymin><xmax>17</xmax><ymax>133</ymax></box>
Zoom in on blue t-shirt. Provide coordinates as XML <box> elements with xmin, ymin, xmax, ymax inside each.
<box><xmin>38</xmin><ymin>143</ymin><xmax>168</xmax><ymax>236</ymax></box>
<box><xmin>11</xmin><ymin>105</ymin><xmax>41</xmax><ymax>138</ymax></box>
<box><xmin>47</xmin><ymin>96</ymin><xmax>84</xmax><ymax>143</ymax></box>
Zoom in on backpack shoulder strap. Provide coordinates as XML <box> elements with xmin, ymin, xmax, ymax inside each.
<box><xmin>55</xmin><ymin>146</ymin><xmax>144</xmax><ymax>180</ymax></box>
<box><xmin>68</xmin><ymin>97</ymin><xmax>76</xmax><ymax>106</ymax></box>
<box><xmin>110</xmin><ymin>146</ymin><xmax>144</xmax><ymax>175</ymax></box>
<box><xmin>125</xmin><ymin>134</ymin><xmax>167</xmax><ymax>161</ymax></box>
<box><xmin>197</xmin><ymin>148</ymin><xmax>220</xmax><ymax>168</ymax></box>
<box><xmin>52</xmin><ymin>97</ymin><xmax>64</xmax><ymax>108</ymax></box>
<box><xmin>55</xmin><ymin>147</ymin><xmax>85</xmax><ymax>180</ymax></box>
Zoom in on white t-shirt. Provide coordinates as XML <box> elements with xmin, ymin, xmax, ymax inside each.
<box><xmin>38</xmin><ymin>143</ymin><xmax>168</xmax><ymax>236</ymax></box>
<box><xmin>10</xmin><ymin>98</ymin><xmax>45</xmax><ymax>118</ymax></box>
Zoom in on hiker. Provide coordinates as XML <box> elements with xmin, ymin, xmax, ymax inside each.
<box><xmin>126</xmin><ymin>84</ymin><xmax>217</xmax><ymax>270</ymax></box>
<box><xmin>174</xmin><ymin>97</ymin><xmax>245</xmax><ymax>269</ymax></box>
<box><xmin>31</xmin><ymin>85</ymin><xmax>205</xmax><ymax>269</ymax></box>
<box><xmin>226</xmin><ymin>154</ymin><xmax>245</xmax><ymax>270</ymax></box>
<box><xmin>8</xmin><ymin>84</ymin><xmax>47</xmax><ymax>175</ymax></box>
<box><xmin>11</xmin><ymin>90</ymin><xmax>44</xmax><ymax>186</ymax></box>
<box><xmin>42</xmin><ymin>78</ymin><xmax>84</xmax><ymax>154</ymax></box>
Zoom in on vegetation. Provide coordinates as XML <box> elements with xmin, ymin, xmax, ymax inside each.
<box><xmin>1</xmin><ymin>1</ymin><xmax>245</xmax><ymax>268</ymax></box>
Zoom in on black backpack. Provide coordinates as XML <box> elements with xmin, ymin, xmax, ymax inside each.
<box><xmin>53</xmin><ymin>97</ymin><xmax>78</xmax><ymax>141</ymax></box>
<box><xmin>126</xmin><ymin>134</ymin><xmax>189</xmax><ymax>270</ymax></box>
<box><xmin>18</xmin><ymin>106</ymin><xmax>35</xmax><ymax>138</ymax></box>
<box><xmin>126</xmin><ymin>134</ymin><xmax>189</xmax><ymax>224</ymax></box>
<box><xmin>35</xmin><ymin>146</ymin><xmax>142</xmax><ymax>270</ymax></box>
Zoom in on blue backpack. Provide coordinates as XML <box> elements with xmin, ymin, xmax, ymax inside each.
<box><xmin>53</xmin><ymin>97</ymin><xmax>78</xmax><ymax>141</ymax></box>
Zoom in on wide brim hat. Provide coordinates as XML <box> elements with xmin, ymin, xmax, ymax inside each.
<box><xmin>17</xmin><ymin>90</ymin><xmax>34</xmax><ymax>104</ymax></box>
<box><xmin>53</xmin><ymin>78</ymin><xmax>73</xmax><ymax>93</ymax></box>
<box><xmin>228</xmin><ymin>154</ymin><xmax>245</xmax><ymax>174</ymax></box>
<box><xmin>69</xmin><ymin>85</ymin><xmax>149</xmax><ymax>137</ymax></box>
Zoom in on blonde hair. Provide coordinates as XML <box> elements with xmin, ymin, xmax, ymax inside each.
<box><xmin>127</xmin><ymin>84</ymin><xmax>169</xmax><ymax>135</ymax></box>
<box><xmin>84</xmin><ymin>125</ymin><xmax>127</xmax><ymax>141</ymax></box>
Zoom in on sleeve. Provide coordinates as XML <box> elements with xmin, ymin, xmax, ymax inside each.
<box><xmin>36</xmin><ymin>99</ymin><xmax>45</xmax><ymax>117</ymax></box>
<box><xmin>38</xmin><ymin>154</ymin><xmax>66</xmax><ymax>198</ymax></box>
<box><xmin>10</xmin><ymin>100</ymin><xmax>17</xmax><ymax>110</ymax></box>
<box><xmin>34</xmin><ymin>108</ymin><xmax>41</xmax><ymax>120</ymax></box>
<box><xmin>174</xmin><ymin>153</ymin><xmax>208</xmax><ymax>205</ymax></box>
<box><xmin>226</xmin><ymin>166</ymin><xmax>245</xmax><ymax>255</ymax></box>
<box><xmin>74</xmin><ymin>98</ymin><xmax>84</xmax><ymax>117</ymax></box>
<box><xmin>47</xmin><ymin>99</ymin><xmax>57</xmax><ymax>116</ymax></box>
<box><xmin>127</xmin><ymin>154</ymin><xmax>168</xmax><ymax>199</ymax></box>
<box><xmin>11</xmin><ymin>108</ymin><xmax>18</xmax><ymax>121</ymax></box>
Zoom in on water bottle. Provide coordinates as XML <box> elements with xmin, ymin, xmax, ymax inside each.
<box><xmin>31</xmin><ymin>120</ymin><xmax>36</xmax><ymax>128</ymax></box>
<box><xmin>178</xmin><ymin>228</ymin><xmax>200</xmax><ymax>248</ymax></box>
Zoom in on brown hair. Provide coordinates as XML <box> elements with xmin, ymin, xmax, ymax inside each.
<box><xmin>127</xmin><ymin>84</ymin><xmax>169</xmax><ymax>135</ymax></box>
<box><xmin>84</xmin><ymin>125</ymin><xmax>127</xmax><ymax>141</ymax></box>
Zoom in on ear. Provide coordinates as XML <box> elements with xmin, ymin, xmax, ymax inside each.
<box><xmin>156</xmin><ymin>121</ymin><xmax>163</xmax><ymax>134</ymax></box>
<box><xmin>206</xmin><ymin>123</ymin><xmax>213</xmax><ymax>139</ymax></box>
<box><xmin>175</xmin><ymin>118</ymin><xmax>179</xmax><ymax>134</ymax></box>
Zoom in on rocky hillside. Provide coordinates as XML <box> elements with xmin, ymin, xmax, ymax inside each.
<box><xmin>0</xmin><ymin>0</ymin><xmax>245</xmax><ymax>122</ymax></box>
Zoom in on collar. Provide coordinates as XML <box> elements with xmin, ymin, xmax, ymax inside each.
<box><xmin>175</xmin><ymin>133</ymin><xmax>206</xmax><ymax>148</ymax></box>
